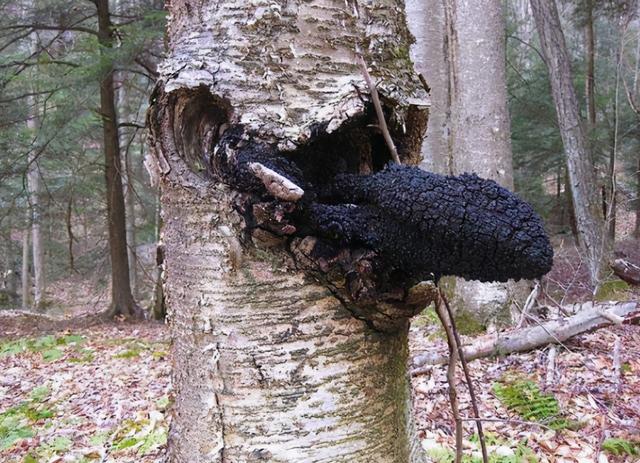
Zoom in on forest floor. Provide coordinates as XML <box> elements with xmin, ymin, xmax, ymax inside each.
<box><xmin>0</xmin><ymin>323</ymin><xmax>170</xmax><ymax>463</ymax></box>
<box><xmin>1</xmin><ymin>320</ymin><xmax>637</xmax><ymax>463</ymax></box>
<box><xmin>410</xmin><ymin>318</ymin><xmax>640</xmax><ymax>463</ymax></box>
<box><xmin>0</xmin><ymin>241</ymin><xmax>639</xmax><ymax>462</ymax></box>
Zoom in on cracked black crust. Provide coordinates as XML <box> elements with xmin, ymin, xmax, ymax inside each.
<box><xmin>320</xmin><ymin>165</ymin><xmax>554</xmax><ymax>282</ymax></box>
<box><xmin>205</xmin><ymin>126</ymin><xmax>553</xmax><ymax>326</ymax></box>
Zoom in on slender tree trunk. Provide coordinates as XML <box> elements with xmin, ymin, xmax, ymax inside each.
<box><xmin>27</xmin><ymin>105</ymin><xmax>46</xmax><ymax>310</ymax></box>
<box><xmin>406</xmin><ymin>0</ymin><xmax>450</xmax><ymax>174</ymax></box>
<box><xmin>66</xmin><ymin>195</ymin><xmax>75</xmax><ymax>272</ymax></box>
<box><xmin>148</xmin><ymin>1</ymin><xmax>429</xmax><ymax>461</ymax></box>
<box><xmin>115</xmin><ymin>0</ymin><xmax>138</xmax><ymax>298</ymax></box>
<box><xmin>2</xmin><ymin>221</ymin><xmax>17</xmax><ymax>301</ymax></box>
<box><xmin>21</xmin><ymin>223</ymin><xmax>30</xmax><ymax>309</ymax></box>
<box><xmin>584</xmin><ymin>0</ymin><xmax>596</xmax><ymax>129</ymax></box>
<box><xmin>96</xmin><ymin>0</ymin><xmax>140</xmax><ymax>319</ymax></box>
<box><xmin>635</xmin><ymin>153</ymin><xmax>640</xmax><ymax>239</ymax></box>
<box><xmin>123</xmin><ymin>150</ymin><xmax>137</xmax><ymax>296</ymax></box>
<box><xmin>151</xmin><ymin>186</ymin><xmax>165</xmax><ymax>321</ymax></box>
<box><xmin>530</xmin><ymin>0</ymin><xmax>609</xmax><ymax>286</ymax></box>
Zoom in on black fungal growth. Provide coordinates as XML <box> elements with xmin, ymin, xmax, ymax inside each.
<box><xmin>205</xmin><ymin>126</ymin><xmax>553</xmax><ymax>325</ymax></box>
<box><xmin>311</xmin><ymin>166</ymin><xmax>553</xmax><ymax>283</ymax></box>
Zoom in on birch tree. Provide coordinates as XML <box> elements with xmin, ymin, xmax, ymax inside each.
<box><xmin>148</xmin><ymin>1</ymin><xmax>431</xmax><ymax>461</ymax></box>
<box><xmin>147</xmin><ymin>0</ymin><xmax>557</xmax><ymax>461</ymax></box>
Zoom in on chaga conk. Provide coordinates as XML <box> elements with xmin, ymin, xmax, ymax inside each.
<box><xmin>207</xmin><ymin>127</ymin><xmax>554</xmax><ymax>286</ymax></box>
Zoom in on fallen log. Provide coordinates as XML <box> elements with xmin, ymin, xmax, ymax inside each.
<box><xmin>412</xmin><ymin>301</ymin><xmax>639</xmax><ymax>370</ymax></box>
<box><xmin>611</xmin><ymin>258</ymin><xmax>640</xmax><ymax>286</ymax></box>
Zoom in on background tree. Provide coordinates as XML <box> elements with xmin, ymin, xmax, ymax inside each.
<box><xmin>409</xmin><ymin>0</ymin><xmax>525</xmax><ymax>328</ymax></box>
<box><xmin>531</xmin><ymin>0</ymin><xmax>610</xmax><ymax>286</ymax></box>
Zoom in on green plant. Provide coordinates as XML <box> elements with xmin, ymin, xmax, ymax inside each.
<box><xmin>0</xmin><ymin>386</ymin><xmax>54</xmax><ymax>450</ymax></box>
<box><xmin>602</xmin><ymin>438</ymin><xmax>639</xmax><ymax>456</ymax></box>
<box><xmin>493</xmin><ymin>375</ymin><xmax>571</xmax><ymax>430</ymax></box>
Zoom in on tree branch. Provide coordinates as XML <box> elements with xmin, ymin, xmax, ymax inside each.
<box><xmin>412</xmin><ymin>301</ymin><xmax>639</xmax><ymax>369</ymax></box>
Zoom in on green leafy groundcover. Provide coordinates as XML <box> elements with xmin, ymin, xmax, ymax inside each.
<box><xmin>0</xmin><ymin>386</ymin><xmax>53</xmax><ymax>450</ymax></box>
<box><xmin>492</xmin><ymin>375</ymin><xmax>574</xmax><ymax>430</ymax></box>
<box><xmin>0</xmin><ymin>334</ymin><xmax>86</xmax><ymax>363</ymax></box>
<box><xmin>602</xmin><ymin>438</ymin><xmax>640</xmax><ymax>457</ymax></box>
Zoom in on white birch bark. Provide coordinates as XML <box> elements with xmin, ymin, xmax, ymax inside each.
<box><xmin>149</xmin><ymin>1</ymin><xmax>429</xmax><ymax>461</ymax></box>
<box><xmin>27</xmin><ymin>101</ymin><xmax>46</xmax><ymax>310</ymax></box>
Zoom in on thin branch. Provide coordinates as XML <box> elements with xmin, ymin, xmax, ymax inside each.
<box><xmin>357</xmin><ymin>55</ymin><xmax>400</xmax><ymax>164</ymax></box>
<box><xmin>507</xmin><ymin>34</ymin><xmax>547</xmax><ymax>65</ymax></box>
<box><xmin>440</xmin><ymin>289</ymin><xmax>489</xmax><ymax>463</ymax></box>
<box><xmin>118</xmin><ymin>122</ymin><xmax>146</xmax><ymax>129</ymax></box>
<box><xmin>433</xmin><ymin>296</ymin><xmax>463</xmax><ymax>463</ymax></box>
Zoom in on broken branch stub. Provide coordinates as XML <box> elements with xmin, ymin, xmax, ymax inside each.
<box><xmin>247</xmin><ymin>162</ymin><xmax>304</xmax><ymax>202</ymax></box>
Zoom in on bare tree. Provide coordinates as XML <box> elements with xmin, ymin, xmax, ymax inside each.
<box><xmin>96</xmin><ymin>0</ymin><xmax>141</xmax><ymax>318</ymax></box>
<box><xmin>531</xmin><ymin>0</ymin><xmax>609</xmax><ymax>286</ymax></box>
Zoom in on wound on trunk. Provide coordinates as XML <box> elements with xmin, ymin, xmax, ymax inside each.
<box><xmin>159</xmin><ymin>86</ymin><xmax>553</xmax><ymax>332</ymax></box>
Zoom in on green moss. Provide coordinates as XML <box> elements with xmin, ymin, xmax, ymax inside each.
<box><xmin>0</xmin><ymin>386</ymin><xmax>54</xmax><ymax>450</ymax></box>
<box><xmin>493</xmin><ymin>375</ymin><xmax>572</xmax><ymax>430</ymax></box>
<box><xmin>453</xmin><ymin>310</ymin><xmax>486</xmax><ymax>336</ymax></box>
<box><xmin>602</xmin><ymin>438</ymin><xmax>640</xmax><ymax>456</ymax></box>
<box><xmin>411</xmin><ymin>303</ymin><xmax>439</xmax><ymax>328</ymax></box>
<box><xmin>0</xmin><ymin>334</ymin><xmax>85</xmax><ymax>361</ymax></box>
<box><xmin>595</xmin><ymin>279</ymin><xmax>630</xmax><ymax>302</ymax></box>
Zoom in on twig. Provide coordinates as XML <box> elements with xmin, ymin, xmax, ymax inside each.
<box><xmin>433</xmin><ymin>296</ymin><xmax>463</xmax><ymax>463</ymax></box>
<box><xmin>357</xmin><ymin>55</ymin><xmax>401</xmax><ymax>164</ymax></box>
<box><xmin>545</xmin><ymin>345</ymin><xmax>557</xmax><ymax>387</ymax></box>
<box><xmin>613</xmin><ymin>335</ymin><xmax>622</xmax><ymax>391</ymax></box>
<box><xmin>516</xmin><ymin>281</ymin><xmax>540</xmax><ymax>329</ymax></box>
<box><xmin>440</xmin><ymin>289</ymin><xmax>489</xmax><ymax>463</ymax></box>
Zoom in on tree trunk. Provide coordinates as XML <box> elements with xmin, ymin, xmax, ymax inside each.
<box><xmin>406</xmin><ymin>0</ymin><xmax>449</xmax><ymax>174</ymax></box>
<box><xmin>584</xmin><ymin>0</ymin><xmax>596</xmax><ymax>129</ymax></box>
<box><xmin>440</xmin><ymin>0</ymin><xmax>526</xmax><ymax>327</ymax></box>
<box><xmin>1</xmin><ymin>221</ymin><xmax>17</xmax><ymax>302</ymax></box>
<box><xmin>123</xmin><ymin>148</ymin><xmax>138</xmax><ymax>297</ymax></box>
<box><xmin>114</xmin><ymin>0</ymin><xmax>138</xmax><ymax>298</ymax></box>
<box><xmin>636</xmin><ymin>152</ymin><xmax>640</xmax><ymax>239</ymax></box>
<box><xmin>96</xmin><ymin>0</ymin><xmax>140</xmax><ymax>319</ymax></box>
<box><xmin>530</xmin><ymin>0</ymin><xmax>609</xmax><ymax>286</ymax></box>
<box><xmin>27</xmin><ymin>104</ymin><xmax>46</xmax><ymax>310</ymax></box>
<box><xmin>151</xmin><ymin>187</ymin><xmax>165</xmax><ymax>321</ymax></box>
<box><xmin>148</xmin><ymin>1</ymin><xmax>429</xmax><ymax>461</ymax></box>
<box><xmin>66</xmin><ymin>195</ymin><xmax>75</xmax><ymax>272</ymax></box>
<box><xmin>21</xmin><ymin>223</ymin><xmax>30</xmax><ymax>309</ymax></box>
